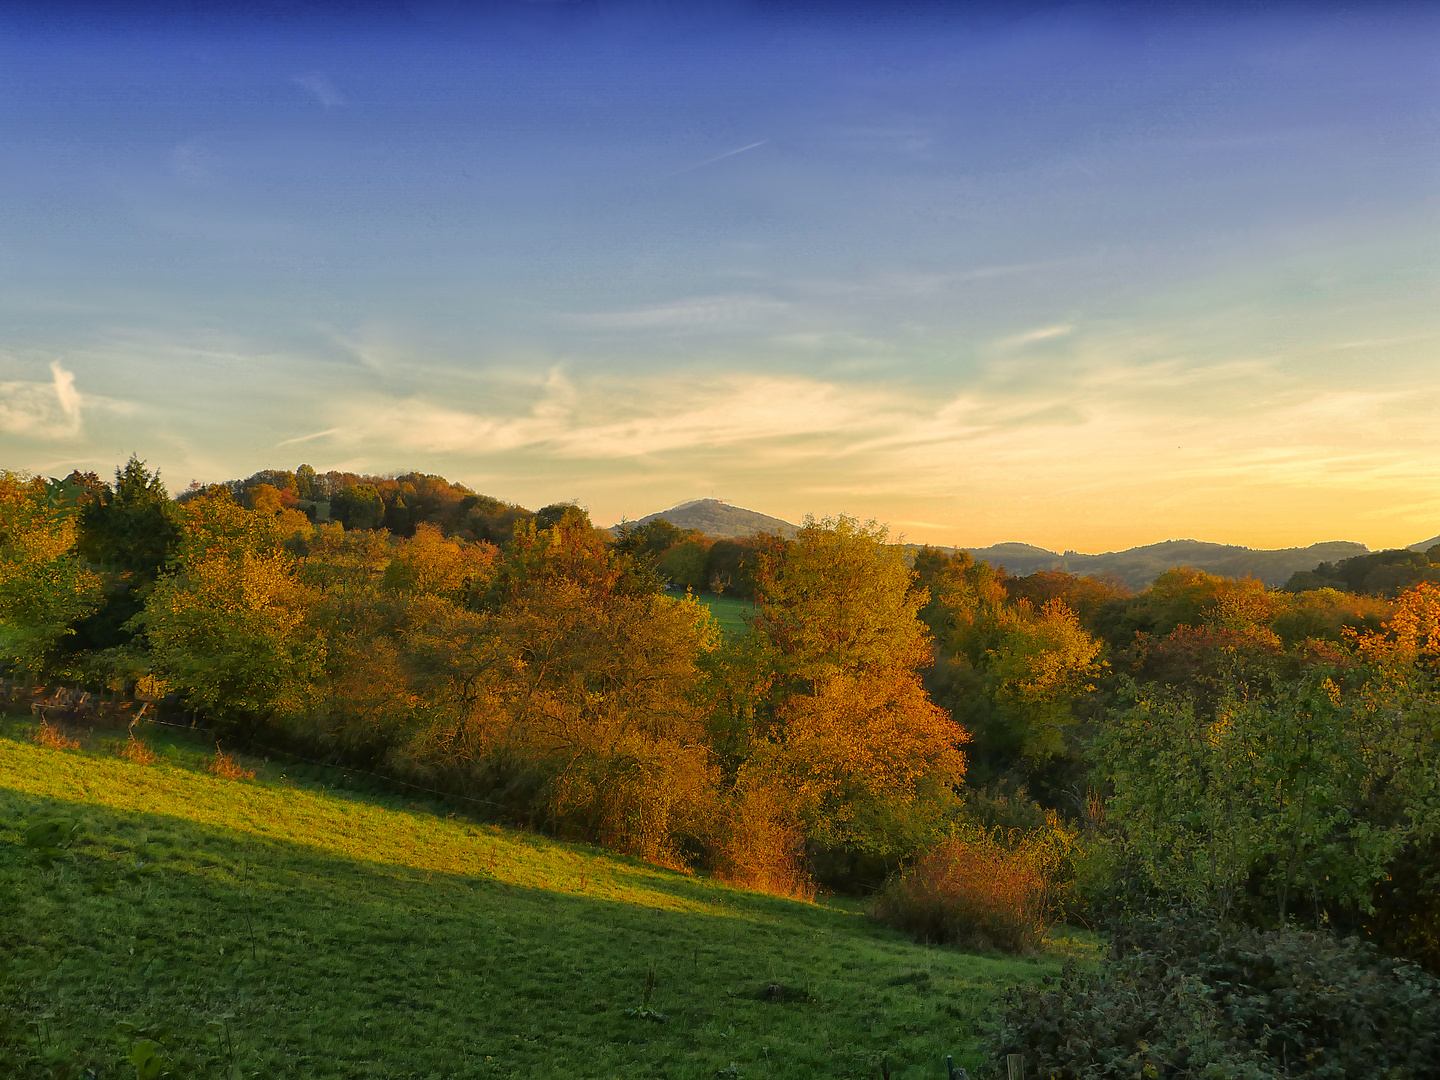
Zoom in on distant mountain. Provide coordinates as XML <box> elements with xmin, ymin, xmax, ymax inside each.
<box><xmin>625</xmin><ymin>499</ymin><xmax>799</xmax><ymax>540</ymax></box>
<box><xmin>1409</xmin><ymin>534</ymin><xmax>1440</xmax><ymax>553</ymax></box>
<box><xmin>956</xmin><ymin>538</ymin><xmax>1371</xmax><ymax>591</ymax></box>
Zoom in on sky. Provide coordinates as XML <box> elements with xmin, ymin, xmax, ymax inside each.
<box><xmin>2</xmin><ymin>0</ymin><xmax>1438</xmax><ymax>552</ymax></box>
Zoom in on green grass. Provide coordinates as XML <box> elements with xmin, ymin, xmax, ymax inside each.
<box><xmin>0</xmin><ymin>717</ymin><xmax>1093</xmax><ymax>1079</ymax></box>
<box><xmin>694</xmin><ymin>593</ymin><xmax>757</xmax><ymax>637</ymax></box>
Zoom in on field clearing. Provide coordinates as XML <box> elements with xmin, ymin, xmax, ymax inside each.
<box><xmin>0</xmin><ymin>718</ymin><xmax>1091</xmax><ymax>1079</ymax></box>
<box><xmin>693</xmin><ymin>593</ymin><xmax>757</xmax><ymax>637</ymax></box>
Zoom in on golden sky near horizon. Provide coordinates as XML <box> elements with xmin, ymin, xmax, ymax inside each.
<box><xmin>2</xmin><ymin>5</ymin><xmax>1438</xmax><ymax>554</ymax></box>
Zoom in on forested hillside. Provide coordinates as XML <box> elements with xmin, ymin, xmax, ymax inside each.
<box><xmin>626</xmin><ymin>498</ymin><xmax>799</xmax><ymax>540</ymax></box>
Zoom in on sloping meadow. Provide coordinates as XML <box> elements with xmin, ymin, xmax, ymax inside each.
<box><xmin>0</xmin><ymin>722</ymin><xmax>1084</xmax><ymax>1080</ymax></box>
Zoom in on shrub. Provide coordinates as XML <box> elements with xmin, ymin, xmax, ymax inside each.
<box><xmin>870</xmin><ymin>831</ymin><xmax>1059</xmax><ymax>953</ymax></box>
<box><xmin>31</xmin><ymin>720</ymin><xmax>80</xmax><ymax>750</ymax></box>
<box><xmin>206</xmin><ymin>748</ymin><xmax>256</xmax><ymax>781</ymax></box>
<box><xmin>986</xmin><ymin>913</ymin><xmax>1440</xmax><ymax>1079</ymax></box>
<box><xmin>702</xmin><ymin>783</ymin><xmax>817</xmax><ymax>898</ymax></box>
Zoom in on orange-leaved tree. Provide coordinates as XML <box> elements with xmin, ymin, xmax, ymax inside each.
<box><xmin>740</xmin><ymin>517</ymin><xmax>968</xmax><ymax>861</ymax></box>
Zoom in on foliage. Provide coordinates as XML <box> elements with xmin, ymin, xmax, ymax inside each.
<box><xmin>74</xmin><ymin>456</ymin><xmax>182</xmax><ymax>580</ymax></box>
<box><xmin>1093</xmin><ymin>672</ymin><xmax>1418</xmax><ymax>923</ymax></box>
<box><xmin>137</xmin><ymin>497</ymin><xmax>325</xmax><ymax>727</ymax></box>
<box><xmin>917</xmin><ymin>548</ymin><xmax>1103</xmax><ymax>785</ymax></box>
<box><xmin>330</xmin><ymin>483</ymin><xmax>385</xmax><ymax>531</ymax></box>
<box><xmin>744</xmin><ymin>517</ymin><xmax>968</xmax><ymax>857</ymax></box>
<box><xmin>0</xmin><ymin>471</ymin><xmax>103</xmax><ymax>676</ymax></box>
<box><xmin>1286</xmin><ymin>546</ymin><xmax>1440</xmax><ymax>597</ymax></box>
<box><xmin>986</xmin><ymin>914</ymin><xmax>1440</xmax><ymax>1079</ymax></box>
<box><xmin>1005</xmin><ymin>570</ymin><xmax>1131</xmax><ymax>623</ymax></box>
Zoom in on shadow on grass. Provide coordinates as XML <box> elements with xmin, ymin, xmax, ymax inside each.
<box><xmin>1</xmin><ymin>779</ymin><xmax>1049</xmax><ymax>1080</ymax></box>
<box><xmin>1</xmin><ymin>720</ymin><xmax>867</xmax><ymax>929</ymax></box>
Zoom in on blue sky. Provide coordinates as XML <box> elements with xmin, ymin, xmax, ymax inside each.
<box><xmin>2</xmin><ymin>1</ymin><xmax>1438</xmax><ymax>550</ymax></box>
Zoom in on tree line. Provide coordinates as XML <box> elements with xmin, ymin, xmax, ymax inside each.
<box><xmin>4</xmin><ymin>458</ymin><xmax>1440</xmax><ymax>972</ymax></box>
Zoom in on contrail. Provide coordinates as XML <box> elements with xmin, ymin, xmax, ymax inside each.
<box><xmin>662</xmin><ymin>140</ymin><xmax>768</xmax><ymax>179</ymax></box>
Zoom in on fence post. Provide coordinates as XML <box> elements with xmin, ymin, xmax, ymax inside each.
<box><xmin>1007</xmin><ymin>1054</ymin><xmax>1024</xmax><ymax>1080</ymax></box>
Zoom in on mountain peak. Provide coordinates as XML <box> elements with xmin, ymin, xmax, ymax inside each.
<box><xmin>623</xmin><ymin>499</ymin><xmax>798</xmax><ymax>540</ymax></box>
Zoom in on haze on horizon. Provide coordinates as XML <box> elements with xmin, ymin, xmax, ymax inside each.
<box><xmin>1</xmin><ymin>1</ymin><xmax>1437</xmax><ymax>554</ymax></box>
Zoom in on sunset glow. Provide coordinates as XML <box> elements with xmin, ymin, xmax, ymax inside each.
<box><xmin>2</xmin><ymin>2</ymin><xmax>1437</xmax><ymax>550</ymax></box>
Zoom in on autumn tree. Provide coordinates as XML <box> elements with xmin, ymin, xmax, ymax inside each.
<box><xmin>68</xmin><ymin>456</ymin><xmax>183</xmax><ymax>654</ymax></box>
<box><xmin>0</xmin><ymin>471</ymin><xmax>102</xmax><ymax>677</ymax></box>
<box><xmin>137</xmin><ymin>489</ymin><xmax>324</xmax><ymax>726</ymax></box>
<box><xmin>915</xmin><ymin>547</ymin><xmax>1103</xmax><ymax>787</ymax></box>
<box><xmin>398</xmin><ymin>510</ymin><xmax>718</xmax><ymax>863</ymax></box>
<box><xmin>740</xmin><ymin>518</ymin><xmax>968</xmax><ymax>858</ymax></box>
<box><xmin>331</xmin><ymin>484</ymin><xmax>385</xmax><ymax>531</ymax></box>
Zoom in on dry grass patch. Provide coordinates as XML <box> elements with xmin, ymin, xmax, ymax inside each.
<box><xmin>119</xmin><ymin>736</ymin><xmax>160</xmax><ymax>765</ymax></box>
<box><xmin>205</xmin><ymin>747</ymin><xmax>256</xmax><ymax>781</ymax></box>
<box><xmin>30</xmin><ymin>719</ymin><xmax>80</xmax><ymax>751</ymax></box>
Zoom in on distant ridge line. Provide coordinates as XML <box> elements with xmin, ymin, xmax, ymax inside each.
<box><xmin>950</xmin><ymin>537</ymin><xmax>1373</xmax><ymax>590</ymax></box>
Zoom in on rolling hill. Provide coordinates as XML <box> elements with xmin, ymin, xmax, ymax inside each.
<box><xmin>624</xmin><ymin>498</ymin><xmax>799</xmax><ymax>539</ymax></box>
<box><xmin>622</xmin><ymin>500</ymin><xmax>1395</xmax><ymax>591</ymax></box>
<box><xmin>955</xmin><ymin>538</ymin><xmax>1370</xmax><ymax>591</ymax></box>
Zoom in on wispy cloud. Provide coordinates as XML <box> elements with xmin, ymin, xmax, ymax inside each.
<box><xmin>661</xmin><ymin>140</ymin><xmax>767</xmax><ymax>179</ymax></box>
<box><xmin>319</xmin><ymin>372</ymin><xmax>889</xmax><ymax>460</ymax></box>
<box><xmin>998</xmin><ymin>324</ymin><xmax>1074</xmax><ymax>348</ymax></box>
<box><xmin>566</xmin><ymin>295</ymin><xmax>790</xmax><ymax>331</ymax></box>
<box><xmin>278</xmin><ymin>428</ymin><xmax>343</xmax><ymax>447</ymax></box>
<box><xmin>294</xmin><ymin>73</ymin><xmax>346</xmax><ymax>108</ymax></box>
<box><xmin>0</xmin><ymin>362</ymin><xmax>84</xmax><ymax>440</ymax></box>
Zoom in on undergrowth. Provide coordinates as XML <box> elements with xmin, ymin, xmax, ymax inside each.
<box><xmin>986</xmin><ymin>913</ymin><xmax>1440</xmax><ymax>1079</ymax></box>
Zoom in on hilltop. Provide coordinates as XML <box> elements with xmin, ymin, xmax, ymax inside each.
<box><xmin>625</xmin><ymin>498</ymin><xmax>799</xmax><ymax>539</ymax></box>
<box><xmin>954</xmin><ymin>538</ymin><xmax>1371</xmax><ymax>591</ymax></box>
<box><xmin>0</xmin><ymin>718</ymin><xmax>1075</xmax><ymax>1078</ymax></box>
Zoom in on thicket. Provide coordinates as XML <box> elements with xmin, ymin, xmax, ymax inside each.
<box><xmin>987</xmin><ymin>914</ymin><xmax>1440</xmax><ymax>1079</ymax></box>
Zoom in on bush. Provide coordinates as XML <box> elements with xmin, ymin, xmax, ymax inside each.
<box><xmin>706</xmin><ymin>780</ymin><xmax>817</xmax><ymax>900</ymax></box>
<box><xmin>869</xmin><ymin>832</ymin><xmax>1059</xmax><ymax>953</ymax></box>
<box><xmin>986</xmin><ymin>913</ymin><xmax>1440</xmax><ymax>1079</ymax></box>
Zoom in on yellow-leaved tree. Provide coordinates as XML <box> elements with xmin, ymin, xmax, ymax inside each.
<box><xmin>0</xmin><ymin>471</ymin><xmax>102</xmax><ymax>678</ymax></box>
<box><xmin>738</xmin><ymin>517</ymin><xmax>968</xmax><ymax>868</ymax></box>
<box><xmin>137</xmin><ymin>490</ymin><xmax>324</xmax><ymax>725</ymax></box>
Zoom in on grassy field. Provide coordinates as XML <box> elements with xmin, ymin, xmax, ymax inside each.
<box><xmin>693</xmin><ymin>593</ymin><xmax>757</xmax><ymax>637</ymax></box>
<box><xmin>0</xmin><ymin>717</ymin><xmax>1090</xmax><ymax>1079</ymax></box>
